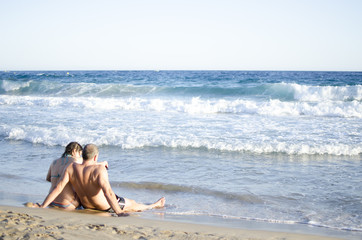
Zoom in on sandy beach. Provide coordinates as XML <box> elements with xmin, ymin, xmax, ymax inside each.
<box><xmin>0</xmin><ymin>205</ymin><xmax>342</xmax><ymax>240</ymax></box>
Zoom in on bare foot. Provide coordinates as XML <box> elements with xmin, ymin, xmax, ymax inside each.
<box><xmin>24</xmin><ymin>202</ymin><xmax>34</xmax><ymax>208</ymax></box>
<box><xmin>153</xmin><ymin>197</ymin><xmax>165</xmax><ymax>208</ymax></box>
<box><xmin>24</xmin><ymin>202</ymin><xmax>41</xmax><ymax>208</ymax></box>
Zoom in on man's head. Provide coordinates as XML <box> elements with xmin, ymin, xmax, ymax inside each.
<box><xmin>82</xmin><ymin>144</ymin><xmax>99</xmax><ymax>161</ymax></box>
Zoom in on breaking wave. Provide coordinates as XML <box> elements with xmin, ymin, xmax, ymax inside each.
<box><xmin>1</xmin><ymin>78</ymin><xmax>362</xmax><ymax>102</ymax></box>
<box><xmin>1</xmin><ymin>94</ymin><xmax>361</xmax><ymax>118</ymax></box>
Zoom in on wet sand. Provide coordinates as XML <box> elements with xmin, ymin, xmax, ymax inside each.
<box><xmin>0</xmin><ymin>205</ymin><xmax>342</xmax><ymax>240</ymax></box>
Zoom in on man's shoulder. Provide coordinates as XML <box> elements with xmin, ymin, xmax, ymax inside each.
<box><xmin>92</xmin><ymin>164</ymin><xmax>107</xmax><ymax>174</ymax></box>
<box><xmin>82</xmin><ymin>163</ymin><xmax>106</xmax><ymax>174</ymax></box>
<box><xmin>81</xmin><ymin>164</ymin><xmax>106</xmax><ymax>184</ymax></box>
<box><xmin>67</xmin><ymin>162</ymin><xmax>79</xmax><ymax>172</ymax></box>
<box><xmin>91</xmin><ymin>164</ymin><xmax>109</xmax><ymax>180</ymax></box>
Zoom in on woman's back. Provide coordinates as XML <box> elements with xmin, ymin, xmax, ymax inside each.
<box><xmin>46</xmin><ymin>142</ymin><xmax>83</xmax><ymax>209</ymax></box>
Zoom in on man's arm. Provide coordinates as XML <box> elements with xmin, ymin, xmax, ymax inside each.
<box><xmin>40</xmin><ymin>165</ymin><xmax>71</xmax><ymax>208</ymax></box>
<box><xmin>98</xmin><ymin>161</ymin><xmax>108</xmax><ymax>170</ymax></box>
<box><xmin>97</xmin><ymin>167</ymin><xmax>124</xmax><ymax>215</ymax></box>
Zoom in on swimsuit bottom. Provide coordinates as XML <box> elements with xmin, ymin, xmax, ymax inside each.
<box><xmin>106</xmin><ymin>194</ymin><xmax>126</xmax><ymax>212</ymax></box>
<box><xmin>49</xmin><ymin>192</ymin><xmax>78</xmax><ymax>209</ymax></box>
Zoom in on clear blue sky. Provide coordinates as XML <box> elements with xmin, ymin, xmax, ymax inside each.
<box><xmin>1</xmin><ymin>0</ymin><xmax>361</xmax><ymax>71</ymax></box>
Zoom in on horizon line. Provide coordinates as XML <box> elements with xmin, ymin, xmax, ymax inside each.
<box><xmin>2</xmin><ymin>69</ymin><xmax>362</xmax><ymax>72</ymax></box>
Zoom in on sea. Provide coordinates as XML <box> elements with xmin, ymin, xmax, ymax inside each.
<box><xmin>0</xmin><ymin>71</ymin><xmax>361</xmax><ymax>238</ymax></box>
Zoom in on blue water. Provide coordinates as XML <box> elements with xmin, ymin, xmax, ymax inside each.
<box><xmin>0</xmin><ymin>71</ymin><xmax>361</xmax><ymax>237</ymax></box>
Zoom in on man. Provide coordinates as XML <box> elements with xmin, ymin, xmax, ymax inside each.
<box><xmin>40</xmin><ymin>144</ymin><xmax>165</xmax><ymax>216</ymax></box>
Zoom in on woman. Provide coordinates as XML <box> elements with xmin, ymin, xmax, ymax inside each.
<box><xmin>46</xmin><ymin>142</ymin><xmax>83</xmax><ymax>209</ymax></box>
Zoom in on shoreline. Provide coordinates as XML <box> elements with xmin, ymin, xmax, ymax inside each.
<box><xmin>0</xmin><ymin>205</ymin><xmax>346</xmax><ymax>240</ymax></box>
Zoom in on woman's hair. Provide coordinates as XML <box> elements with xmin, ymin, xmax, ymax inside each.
<box><xmin>62</xmin><ymin>142</ymin><xmax>83</xmax><ymax>157</ymax></box>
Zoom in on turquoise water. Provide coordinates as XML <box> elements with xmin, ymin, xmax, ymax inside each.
<box><xmin>0</xmin><ymin>71</ymin><xmax>361</xmax><ymax>237</ymax></box>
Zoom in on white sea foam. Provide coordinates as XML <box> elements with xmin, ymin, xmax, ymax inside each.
<box><xmin>0</xmin><ymin>80</ymin><xmax>32</xmax><ymax>92</ymax></box>
<box><xmin>1</xmin><ymin>95</ymin><xmax>361</xmax><ymax>118</ymax></box>
<box><xmin>290</xmin><ymin>83</ymin><xmax>362</xmax><ymax>102</ymax></box>
<box><xmin>1</xmin><ymin>79</ymin><xmax>361</xmax><ymax>155</ymax></box>
<box><xmin>1</xmin><ymin>71</ymin><xmax>361</xmax><ymax>235</ymax></box>
<box><xmin>1</xmin><ymin>77</ymin><xmax>361</xmax><ymax>102</ymax></box>
<box><xmin>1</xmin><ymin>122</ymin><xmax>361</xmax><ymax>156</ymax></box>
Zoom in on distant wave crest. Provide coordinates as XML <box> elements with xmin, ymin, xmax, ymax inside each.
<box><xmin>1</xmin><ymin>79</ymin><xmax>362</xmax><ymax>102</ymax></box>
<box><xmin>1</xmin><ymin>94</ymin><xmax>361</xmax><ymax>118</ymax></box>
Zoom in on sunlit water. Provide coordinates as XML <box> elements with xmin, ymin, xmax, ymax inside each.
<box><xmin>0</xmin><ymin>71</ymin><xmax>361</xmax><ymax>238</ymax></box>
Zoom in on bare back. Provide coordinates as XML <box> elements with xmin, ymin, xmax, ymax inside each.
<box><xmin>68</xmin><ymin>162</ymin><xmax>112</xmax><ymax>211</ymax></box>
<box><xmin>40</xmin><ymin>145</ymin><xmax>164</xmax><ymax>215</ymax></box>
<box><xmin>46</xmin><ymin>156</ymin><xmax>79</xmax><ymax>208</ymax></box>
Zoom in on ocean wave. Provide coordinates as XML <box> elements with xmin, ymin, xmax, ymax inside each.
<box><xmin>1</xmin><ymin>78</ymin><xmax>361</xmax><ymax>102</ymax></box>
<box><xmin>0</xmin><ymin>80</ymin><xmax>33</xmax><ymax>93</ymax></box>
<box><xmin>1</xmin><ymin>95</ymin><xmax>361</xmax><ymax>118</ymax></box>
<box><xmin>290</xmin><ymin>83</ymin><xmax>362</xmax><ymax>102</ymax></box>
<box><xmin>1</xmin><ymin>125</ymin><xmax>361</xmax><ymax>156</ymax></box>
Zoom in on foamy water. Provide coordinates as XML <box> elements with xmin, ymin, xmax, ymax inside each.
<box><xmin>0</xmin><ymin>71</ymin><xmax>361</xmax><ymax>237</ymax></box>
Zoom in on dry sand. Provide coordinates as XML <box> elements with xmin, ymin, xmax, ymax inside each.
<box><xmin>0</xmin><ymin>205</ymin><xmax>342</xmax><ymax>240</ymax></box>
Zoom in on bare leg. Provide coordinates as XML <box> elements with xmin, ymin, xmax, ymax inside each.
<box><xmin>123</xmin><ymin>197</ymin><xmax>165</xmax><ymax>212</ymax></box>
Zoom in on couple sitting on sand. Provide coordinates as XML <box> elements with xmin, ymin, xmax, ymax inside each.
<box><xmin>37</xmin><ymin>142</ymin><xmax>165</xmax><ymax>216</ymax></box>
